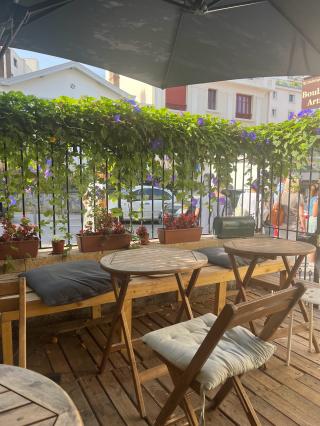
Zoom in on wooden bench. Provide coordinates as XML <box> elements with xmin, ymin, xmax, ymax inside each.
<box><xmin>0</xmin><ymin>259</ymin><xmax>285</xmax><ymax>365</ymax></box>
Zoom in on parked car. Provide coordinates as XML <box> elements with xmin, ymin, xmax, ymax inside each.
<box><xmin>108</xmin><ymin>186</ymin><xmax>175</xmax><ymax>222</ymax></box>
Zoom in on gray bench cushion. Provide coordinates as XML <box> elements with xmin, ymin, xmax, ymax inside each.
<box><xmin>195</xmin><ymin>247</ymin><xmax>250</xmax><ymax>268</ymax></box>
<box><xmin>196</xmin><ymin>247</ymin><xmax>265</xmax><ymax>269</ymax></box>
<box><xmin>143</xmin><ymin>313</ymin><xmax>275</xmax><ymax>391</ymax></box>
<box><xmin>20</xmin><ymin>260</ymin><xmax>113</xmax><ymax>306</ymax></box>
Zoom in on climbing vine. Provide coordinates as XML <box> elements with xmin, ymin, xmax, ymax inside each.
<box><xmin>0</xmin><ymin>91</ymin><xmax>319</xmax><ymax>237</ymax></box>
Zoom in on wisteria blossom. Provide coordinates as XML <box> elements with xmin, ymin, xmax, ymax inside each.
<box><xmin>9</xmin><ymin>195</ymin><xmax>16</xmax><ymax>206</ymax></box>
<box><xmin>150</xmin><ymin>139</ymin><xmax>163</xmax><ymax>151</ymax></box>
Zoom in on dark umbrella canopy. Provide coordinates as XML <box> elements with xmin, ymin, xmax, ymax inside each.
<box><xmin>1</xmin><ymin>0</ymin><xmax>320</xmax><ymax>88</ymax></box>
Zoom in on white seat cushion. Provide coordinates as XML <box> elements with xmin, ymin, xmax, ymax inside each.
<box><xmin>302</xmin><ymin>287</ymin><xmax>320</xmax><ymax>305</ymax></box>
<box><xmin>143</xmin><ymin>313</ymin><xmax>275</xmax><ymax>391</ymax></box>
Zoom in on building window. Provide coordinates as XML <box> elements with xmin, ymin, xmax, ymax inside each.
<box><xmin>236</xmin><ymin>94</ymin><xmax>252</xmax><ymax>119</ymax></box>
<box><xmin>272</xmin><ymin>108</ymin><xmax>277</xmax><ymax>117</ymax></box>
<box><xmin>13</xmin><ymin>58</ymin><xmax>18</xmax><ymax>68</ymax></box>
<box><xmin>272</xmin><ymin>91</ymin><xmax>277</xmax><ymax>100</ymax></box>
<box><xmin>208</xmin><ymin>89</ymin><xmax>217</xmax><ymax>110</ymax></box>
<box><xmin>289</xmin><ymin>94</ymin><xmax>295</xmax><ymax>103</ymax></box>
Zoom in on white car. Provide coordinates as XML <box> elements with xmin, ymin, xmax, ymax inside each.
<box><xmin>108</xmin><ymin>186</ymin><xmax>175</xmax><ymax>222</ymax></box>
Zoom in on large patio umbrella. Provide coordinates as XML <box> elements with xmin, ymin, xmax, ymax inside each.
<box><xmin>1</xmin><ymin>0</ymin><xmax>320</xmax><ymax>88</ymax></box>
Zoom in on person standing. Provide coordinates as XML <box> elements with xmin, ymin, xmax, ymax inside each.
<box><xmin>308</xmin><ymin>183</ymin><xmax>318</xmax><ymax>234</ymax></box>
<box><xmin>276</xmin><ymin>178</ymin><xmax>306</xmax><ymax>240</ymax></box>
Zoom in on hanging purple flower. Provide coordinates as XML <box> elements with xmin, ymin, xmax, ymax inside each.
<box><xmin>125</xmin><ymin>98</ymin><xmax>136</xmax><ymax>105</ymax></box>
<box><xmin>230</xmin><ymin>119</ymin><xmax>236</xmax><ymax>124</ymax></box>
<box><xmin>153</xmin><ymin>180</ymin><xmax>160</xmax><ymax>188</ymax></box>
<box><xmin>178</xmin><ymin>111</ymin><xmax>185</xmax><ymax>117</ymax></box>
<box><xmin>44</xmin><ymin>169</ymin><xmax>53</xmax><ymax>179</ymax></box>
<box><xmin>297</xmin><ymin>108</ymin><xmax>315</xmax><ymax>118</ymax></box>
<box><xmin>218</xmin><ymin>197</ymin><xmax>226</xmax><ymax>205</ymax></box>
<box><xmin>241</xmin><ymin>130</ymin><xmax>248</xmax><ymax>140</ymax></box>
<box><xmin>114</xmin><ymin>114</ymin><xmax>121</xmax><ymax>122</ymax></box>
<box><xmin>197</xmin><ymin>117</ymin><xmax>204</xmax><ymax>126</ymax></box>
<box><xmin>248</xmin><ymin>131</ymin><xmax>257</xmax><ymax>141</ymax></box>
<box><xmin>211</xmin><ymin>176</ymin><xmax>219</xmax><ymax>186</ymax></box>
<box><xmin>46</xmin><ymin>159</ymin><xmax>52</xmax><ymax>168</ymax></box>
<box><xmin>209</xmin><ymin>191</ymin><xmax>215</xmax><ymax>200</ymax></box>
<box><xmin>288</xmin><ymin>111</ymin><xmax>295</xmax><ymax>120</ymax></box>
<box><xmin>251</xmin><ymin>181</ymin><xmax>259</xmax><ymax>191</ymax></box>
<box><xmin>191</xmin><ymin>197</ymin><xmax>198</xmax><ymax>208</ymax></box>
<box><xmin>146</xmin><ymin>173</ymin><xmax>153</xmax><ymax>183</ymax></box>
<box><xmin>150</xmin><ymin>139</ymin><xmax>163</xmax><ymax>151</ymax></box>
<box><xmin>163</xmin><ymin>154</ymin><xmax>170</xmax><ymax>161</ymax></box>
<box><xmin>24</xmin><ymin>186</ymin><xmax>32</xmax><ymax>194</ymax></box>
<box><xmin>9</xmin><ymin>195</ymin><xmax>16</xmax><ymax>206</ymax></box>
<box><xmin>28</xmin><ymin>165</ymin><xmax>41</xmax><ymax>174</ymax></box>
<box><xmin>134</xmin><ymin>105</ymin><xmax>141</xmax><ymax>113</ymax></box>
<box><xmin>265</xmin><ymin>138</ymin><xmax>271</xmax><ymax>145</ymax></box>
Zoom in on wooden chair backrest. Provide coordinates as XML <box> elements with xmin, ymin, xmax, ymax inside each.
<box><xmin>176</xmin><ymin>284</ymin><xmax>305</xmax><ymax>388</ymax></box>
<box><xmin>0</xmin><ymin>277</ymin><xmax>26</xmax><ymax>367</ymax></box>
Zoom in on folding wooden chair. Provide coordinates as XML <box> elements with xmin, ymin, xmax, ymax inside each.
<box><xmin>143</xmin><ymin>283</ymin><xmax>305</xmax><ymax>426</ymax></box>
<box><xmin>0</xmin><ymin>277</ymin><xmax>26</xmax><ymax>367</ymax></box>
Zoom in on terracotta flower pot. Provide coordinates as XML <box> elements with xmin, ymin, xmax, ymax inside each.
<box><xmin>140</xmin><ymin>233</ymin><xmax>149</xmax><ymax>245</ymax></box>
<box><xmin>157</xmin><ymin>227</ymin><xmax>202</xmax><ymax>244</ymax></box>
<box><xmin>0</xmin><ymin>238</ymin><xmax>39</xmax><ymax>260</ymax></box>
<box><xmin>76</xmin><ymin>233</ymin><xmax>131</xmax><ymax>252</ymax></box>
<box><xmin>51</xmin><ymin>240</ymin><xmax>65</xmax><ymax>255</ymax></box>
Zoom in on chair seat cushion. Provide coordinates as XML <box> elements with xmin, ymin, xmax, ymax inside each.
<box><xmin>20</xmin><ymin>260</ymin><xmax>113</xmax><ymax>306</ymax></box>
<box><xmin>195</xmin><ymin>247</ymin><xmax>264</xmax><ymax>269</ymax></box>
<box><xmin>143</xmin><ymin>313</ymin><xmax>275</xmax><ymax>391</ymax></box>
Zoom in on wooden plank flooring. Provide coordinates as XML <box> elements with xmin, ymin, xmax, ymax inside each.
<box><xmin>23</xmin><ymin>287</ymin><xmax>320</xmax><ymax>426</ymax></box>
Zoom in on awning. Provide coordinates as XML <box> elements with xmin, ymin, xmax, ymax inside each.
<box><xmin>1</xmin><ymin>0</ymin><xmax>320</xmax><ymax>88</ymax></box>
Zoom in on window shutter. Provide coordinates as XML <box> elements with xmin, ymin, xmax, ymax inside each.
<box><xmin>165</xmin><ymin>86</ymin><xmax>187</xmax><ymax>111</ymax></box>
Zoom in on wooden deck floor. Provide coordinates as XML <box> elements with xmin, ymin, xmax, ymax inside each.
<box><xmin>25</xmin><ymin>287</ymin><xmax>320</xmax><ymax>426</ymax></box>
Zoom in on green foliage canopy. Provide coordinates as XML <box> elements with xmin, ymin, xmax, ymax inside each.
<box><xmin>0</xmin><ymin>91</ymin><xmax>319</xmax><ymax>228</ymax></box>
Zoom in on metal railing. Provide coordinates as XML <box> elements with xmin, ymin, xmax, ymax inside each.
<box><xmin>1</xmin><ymin>145</ymin><xmax>320</xmax><ymax>281</ymax></box>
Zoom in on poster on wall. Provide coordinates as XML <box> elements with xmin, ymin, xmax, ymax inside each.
<box><xmin>302</xmin><ymin>77</ymin><xmax>320</xmax><ymax>109</ymax></box>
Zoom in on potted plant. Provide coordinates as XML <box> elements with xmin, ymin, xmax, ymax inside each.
<box><xmin>136</xmin><ymin>225</ymin><xmax>149</xmax><ymax>245</ymax></box>
<box><xmin>0</xmin><ymin>216</ymin><xmax>39</xmax><ymax>259</ymax></box>
<box><xmin>51</xmin><ymin>235</ymin><xmax>65</xmax><ymax>255</ymax></box>
<box><xmin>76</xmin><ymin>208</ymin><xmax>131</xmax><ymax>252</ymax></box>
<box><xmin>157</xmin><ymin>213</ymin><xmax>202</xmax><ymax>244</ymax></box>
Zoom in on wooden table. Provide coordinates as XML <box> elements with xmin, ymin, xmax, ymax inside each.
<box><xmin>224</xmin><ymin>238</ymin><xmax>318</xmax><ymax>351</ymax></box>
<box><xmin>99</xmin><ymin>247</ymin><xmax>208</xmax><ymax>418</ymax></box>
<box><xmin>0</xmin><ymin>256</ymin><xmax>285</xmax><ymax>366</ymax></box>
<box><xmin>0</xmin><ymin>364</ymin><xmax>82</xmax><ymax>425</ymax></box>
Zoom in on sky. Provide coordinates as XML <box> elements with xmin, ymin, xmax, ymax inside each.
<box><xmin>15</xmin><ymin>48</ymin><xmax>106</xmax><ymax>77</ymax></box>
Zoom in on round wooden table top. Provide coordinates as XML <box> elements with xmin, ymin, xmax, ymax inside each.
<box><xmin>223</xmin><ymin>237</ymin><xmax>316</xmax><ymax>258</ymax></box>
<box><xmin>100</xmin><ymin>247</ymin><xmax>208</xmax><ymax>275</ymax></box>
<box><xmin>0</xmin><ymin>364</ymin><xmax>83</xmax><ymax>425</ymax></box>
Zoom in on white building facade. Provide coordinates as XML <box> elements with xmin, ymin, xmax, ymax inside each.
<box><xmin>114</xmin><ymin>73</ymin><xmax>302</xmax><ymax>125</ymax></box>
<box><xmin>0</xmin><ymin>61</ymin><xmax>130</xmax><ymax>100</ymax></box>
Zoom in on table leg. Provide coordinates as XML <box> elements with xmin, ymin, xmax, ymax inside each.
<box><xmin>99</xmin><ymin>274</ymin><xmax>146</xmax><ymax>418</ymax></box>
<box><xmin>91</xmin><ymin>305</ymin><xmax>102</xmax><ymax>319</ymax></box>
<box><xmin>100</xmin><ymin>275</ymin><xmax>129</xmax><ymax>373</ymax></box>
<box><xmin>175</xmin><ymin>269</ymin><xmax>201</xmax><ymax>323</ymax></box>
<box><xmin>1</xmin><ymin>318</ymin><xmax>13</xmax><ymax>365</ymax></box>
<box><xmin>214</xmin><ymin>282</ymin><xmax>227</xmax><ymax>315</ymax></box>
<box><xmin>280</xmin><ymin>255</ymin><xmax>304</xmax><ymax>289</ymax></box>
<box><xmin>229</xmin><ymin>254</ymin><xmax>258</xmax><ymax>334</ymax></box>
